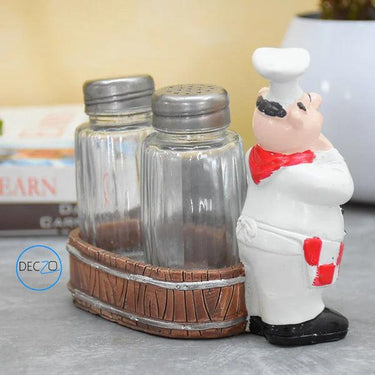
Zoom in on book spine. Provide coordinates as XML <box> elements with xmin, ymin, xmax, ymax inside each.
<box><xmin>0</xmin><ymin>203</ymin><xmax>78</xmax><ymax>236</ymax></box>
<box><xmin>0</xmin><ymin>165</ymin><xmax>76</xmax><ymax>203</ymax></box>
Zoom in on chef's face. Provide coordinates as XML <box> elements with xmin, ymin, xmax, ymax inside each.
<box><xmin>253</xmin><ymin>90</ymin><xmax>323</xmax><ymax>154</ymax></box>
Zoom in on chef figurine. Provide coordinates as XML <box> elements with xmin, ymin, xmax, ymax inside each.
<box><xmin>236</xmin><ymin>47</ymin><xmax>354</xmax><ymax>346</ymax></box>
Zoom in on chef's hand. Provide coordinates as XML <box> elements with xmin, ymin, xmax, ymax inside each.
<box><xmin>236</xmin><ymin>216</ymin><xmax>257</xmax><ymax>244</ymax></box>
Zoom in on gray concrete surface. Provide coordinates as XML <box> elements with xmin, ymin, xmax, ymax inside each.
<box><xmin>1</xmin><ymin>204</ymin><xmax>374</xmax><ymax>375</ymax></box>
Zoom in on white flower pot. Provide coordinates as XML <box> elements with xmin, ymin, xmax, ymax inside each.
<box><xmin>283</xmin><ymin>13</ymin><xmax>375</xmax><ymax>203</ymax></box>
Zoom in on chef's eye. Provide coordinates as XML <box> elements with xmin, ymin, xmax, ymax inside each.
<box><xmin>297</xmin><ymin>102</ymin><xmax>306</xmax><ymax>111</ymax></box>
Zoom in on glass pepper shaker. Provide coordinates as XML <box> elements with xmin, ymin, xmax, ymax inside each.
<box><xmin>76</xmin><ymin>75</ymin><xmax>154</xmax><ymax>257</ymax></box>
<box><xmin>141</xmin><ymin>84</ymin><xmax>247</xmax><ymax>268</ymax></box>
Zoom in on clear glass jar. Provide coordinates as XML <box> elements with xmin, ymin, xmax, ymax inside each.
<box><xmin>141</xmin><ymin>84</ymin><xmax>247</xmax><ymax>269</ymax></box>
<box><xmin>76</xmin><ymin>75</ymin><xmax>154</xmax><ymax>257</ymax></box>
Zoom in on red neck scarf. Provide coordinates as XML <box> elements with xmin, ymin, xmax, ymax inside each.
<box><xmin>249</xmin><ymin>144</ymin><xmax>315</xmax><ymax>184</ymax></box>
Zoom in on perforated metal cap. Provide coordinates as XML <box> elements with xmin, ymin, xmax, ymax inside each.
<box><xmin>152</xmin><ymin>84</ymin><xmax>230</xmax><ymax>132</ymax></box>
<box><xmin>83</xmin><ymin>75</ymin><xmax>154</xmax><ymax>115</ymax></box>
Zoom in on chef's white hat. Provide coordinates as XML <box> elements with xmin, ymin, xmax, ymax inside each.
<box><xmin>252</xmin><ymin>47</ymin><xmax>310</xmax><ymax>108</ymax></box>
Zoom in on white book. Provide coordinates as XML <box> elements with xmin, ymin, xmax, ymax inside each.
<box><xmin>0</xmin><ymin>105</ymin><xmax>87</xmax><ymax>204</ymax></box>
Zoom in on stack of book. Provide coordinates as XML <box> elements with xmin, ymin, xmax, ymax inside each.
<box><xmin>0</xmin><ymin>105</ymin><xmax>87</xmax><ymax>235</ymax></box>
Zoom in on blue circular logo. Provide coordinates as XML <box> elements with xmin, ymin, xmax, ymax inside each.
<box><xmin>16</xmin><ymin>244</ymin><xmax>62</xmax><ymax>291</ymax></box>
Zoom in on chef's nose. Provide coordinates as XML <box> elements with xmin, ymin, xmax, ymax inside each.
<box><xmin>310</xmin><ymin>93</ymin><xmax>322</xmax><ymax>110</ymax></box>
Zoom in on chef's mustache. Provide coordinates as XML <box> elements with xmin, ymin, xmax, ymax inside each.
<box><xmin>256</xmin><ymin>96</ymin><xmax>286</xmax><ymax>118</ymax></box>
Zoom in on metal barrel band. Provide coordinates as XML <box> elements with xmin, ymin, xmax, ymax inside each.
<box><xmin>66</xmin><ymin>243</ymin><xmax>245</xmax><ymax>291</ymax></box>
<box><xmin>68</xmin><ymin>284</ymin><xmax>247</xmax><ymax>331</ymax></box>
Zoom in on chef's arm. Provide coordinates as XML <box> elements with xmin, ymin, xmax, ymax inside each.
<box><xmin>280</xmin><ymin>160</ymin><xmax>354</xmax><ymax>206</ymax></box>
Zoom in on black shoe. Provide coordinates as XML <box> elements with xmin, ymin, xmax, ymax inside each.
<box><xmin>249</xmin><ymin>308</ymin><xmax>349</xmax><ymax>346</ymax></box>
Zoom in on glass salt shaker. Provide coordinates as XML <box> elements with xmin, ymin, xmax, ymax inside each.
<box><xmin>76</xmin><ymin>75</ymin><xmax>154</xmax><ymax>257</ymax></box>
<box><xmin>141</xmin><ymin>84</ymin><xmax>247</xmax><ymax>268</ymax></box>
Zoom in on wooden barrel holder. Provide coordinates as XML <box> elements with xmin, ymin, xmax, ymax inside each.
<box><xmin>67</xmin><ymin>227</ymin><xmax>247</xmax><ymax>339</ymax></box>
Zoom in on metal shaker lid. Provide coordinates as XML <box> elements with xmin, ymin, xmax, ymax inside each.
<box><xmin>152</xmin><ymin>84</ymin><xmax>230</xmax><ymax>132</ymax></box>
<box><xmin>83</xmin><ymin>75</ymin><xmax>154</xmax><ymax>115</ymax></box>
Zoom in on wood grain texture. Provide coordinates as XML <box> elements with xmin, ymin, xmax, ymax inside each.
<box><xmin>68</xmin><ymin>228</ymin><xmax>247</xmax><ymax>339</ymax></box>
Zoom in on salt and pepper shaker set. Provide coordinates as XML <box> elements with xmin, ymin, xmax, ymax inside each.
<box><xmin>75</xmin><ymin>47</ymin><xmax>353</xmax><ymax>346</ymax></box>
<box><xmin>76</xmin><ymin>78</ymin><xmax>247</xmax><ymax>269</ymax></box>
